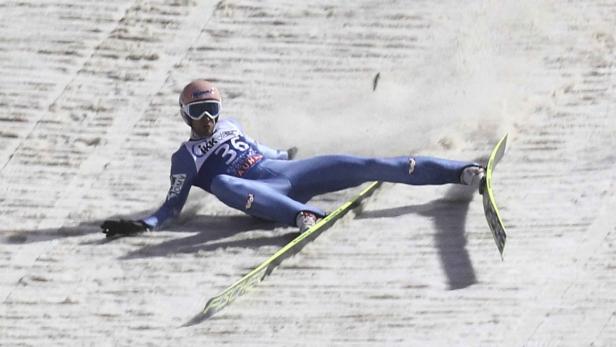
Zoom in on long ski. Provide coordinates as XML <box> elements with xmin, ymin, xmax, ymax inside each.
<box><xmin>184</xmin><ymin>181</ymin><xmax>382</xmax><ymax>326</ymax></box>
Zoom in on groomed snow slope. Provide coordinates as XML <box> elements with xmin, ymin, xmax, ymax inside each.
<box><xmin>1</xmin><ymin>1</ymin><xmax>615</xmax><ymax>346</ymax></box>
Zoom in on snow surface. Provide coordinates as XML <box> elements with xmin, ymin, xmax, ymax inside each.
<box><xmin>1</xmin><ymin>0</ymin><xmax>615</xmax><ymax>346</ymax></box>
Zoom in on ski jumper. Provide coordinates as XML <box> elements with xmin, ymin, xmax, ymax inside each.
<box><xmin>143</xmin><ymin>119</ymin><xmax>475</xmax><ymax>229</ymax></box>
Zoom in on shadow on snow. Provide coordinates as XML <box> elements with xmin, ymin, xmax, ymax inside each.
<box><xmin>358</xmin><ymin>184</ymin><xmax>478</xmax><ymax>290</ymax></box>
<box><xmin>118</xmin><ymin>215</ymin><xmax>299</xmax><ymax>260</ymax></box>
<box><xmin>1</xmin><ymin>185</ymin><xmax>479</xmax><ymax>290</ymax></box>
<box><xmin>0</xmin><ymin>207</ymin><xmax>290</xmax><ymax>254</ymax></box>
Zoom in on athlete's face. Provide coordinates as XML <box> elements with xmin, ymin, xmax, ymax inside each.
<box><xmin>191</xmin><ymin>117</ymin><xmax>216</xmax><ymax>138</ymax></box>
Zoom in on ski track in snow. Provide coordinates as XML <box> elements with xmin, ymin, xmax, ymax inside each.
<box><xmin>1</xmin><ymin>0</ymin><xmax>615</xmax><ymax>346</ymax></box>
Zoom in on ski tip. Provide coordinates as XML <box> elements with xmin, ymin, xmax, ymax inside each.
<box><xmin>181</xmin><ymin>313</ymin><xmax>208</xmax><ymax>328</ymax></box>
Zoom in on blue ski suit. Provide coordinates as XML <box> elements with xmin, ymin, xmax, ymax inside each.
<box><xmin>142</xmin><ymin>119</ymin><xmax>476</xmax><ymax>229</ymax></box>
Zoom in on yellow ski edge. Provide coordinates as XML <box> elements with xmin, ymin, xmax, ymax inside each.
<box><xmin>183</xmin><ymin>181</ymin><xmax>382</xmax><ymax>326</ymax></box>
<box><xmin>485</xmin><ymin>134</ymin><xmax>508</xmax><ymax>259</ymax></box>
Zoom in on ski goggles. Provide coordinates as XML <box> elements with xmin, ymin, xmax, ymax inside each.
<box><xmin>181</xmin><ymin>100</ymin><xmax>221</xmax><ymax>120</ymax></box>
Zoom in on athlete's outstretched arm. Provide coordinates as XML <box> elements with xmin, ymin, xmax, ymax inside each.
<box><xmin>142</xmin><ymin>148</ymin><xmax>196</xmax><ymax>230</ymax></box>
<box><xmin>101</xmin><ymin>147</ymin><xmax>196</xmax><ymax>237</ymax></box>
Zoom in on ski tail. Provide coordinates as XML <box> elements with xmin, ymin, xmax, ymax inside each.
<box><xmin>183</xmin><ymin>181</ymin><xmax>382</xmax><ymax>326</ymax></box>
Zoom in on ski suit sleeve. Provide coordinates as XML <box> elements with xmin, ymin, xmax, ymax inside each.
<box><xmin>251</xmin><ymin>140</ymin><xmax>289</xmax><ymax>160</ymax></box>
<box><xmin>227</xmin><ymin>118</ymin><xmax>289</xmax><ymax>160</ymax></box>
<box><xmin>142</xmin><ymin>147</ymin><xmax>196</xmax><ymax>230</ymax></box>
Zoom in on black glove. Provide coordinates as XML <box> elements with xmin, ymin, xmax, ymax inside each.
<box><xmin>286</xmin><ymin>146</ymin><xmax>298</xmax><ymax>160</ymax></box>
<box><xmin>100</xmin><ymin>219</ymin><xmax>150</xmax><ymax>238</ymax></box>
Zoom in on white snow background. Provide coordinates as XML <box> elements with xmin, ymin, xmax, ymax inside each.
<box><xmin>1</xmin><ymin>0</ymin><xmax>615</xmax><ymax>346</ymax></box>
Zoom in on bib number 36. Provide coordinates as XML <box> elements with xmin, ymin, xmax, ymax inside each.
<box><xmin>215</xmin><ymin>137</ymin><xmax>250</xmax><ymax>164</ymax></box>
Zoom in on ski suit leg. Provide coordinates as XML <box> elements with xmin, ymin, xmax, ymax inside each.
<box><xmin>209</xmin><ymin>174</ymin><xmax>326</xmax><ymax>226</ymax></box>
<box><xmin>260</xmin><ymin>155</ymin><xmax>475</xmax><ymax>202</ymax></box>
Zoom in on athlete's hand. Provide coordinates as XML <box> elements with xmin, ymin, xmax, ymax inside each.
<box><xmin>100</xmin><ymin>219</ymin><xmax>150</xmax><ymax>238</ymax></box>
<box><xmin>286</xmin><ymin>146</ymin><xmax>298</xmax><ymax>160</ymax></box>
